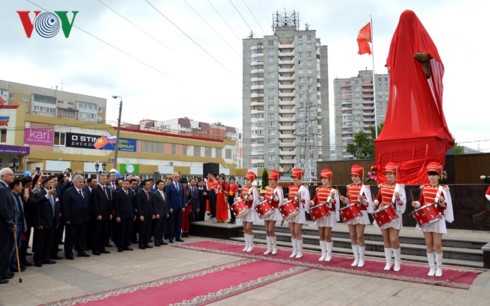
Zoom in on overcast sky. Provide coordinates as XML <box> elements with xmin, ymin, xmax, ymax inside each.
<box><xmin>1</xmin><ymin>0</ymin><xmax>488</xmax><ymax>151</ymax></box>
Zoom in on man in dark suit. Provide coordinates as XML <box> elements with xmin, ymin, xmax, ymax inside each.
<box><xmin>165</xmin><ymin>172</ymin><xmax>185</xmax><ymax>243</ymax></box>
<box><xmin>152</xmin><ymin>180</ymin><xmax>169</xmax><ymax>246</ymax></box>
<box><xmin>62</xmin><ymin>175</ymin><xmax>90</xmax><ymax>259</ymax></box>
<box><xmin>186</xmin><ymin>178</ymin><xmax>200</xmax><ymax>235</ymax></box>
<box><xmin>33</xmin><ymin>175</ymin><xmax>59</xmax><ymax>267</ymax></box>
<box><xmin>197</xmin><ymin>179</ymin><xmax>208</xmax><ymax>221</ymax></box>
<box><xmin>91</xmin><ymin>173</ymin><xmax>112</xmax><ymax>255</ymax></box>
<box><xmin>0</xmin><ymin>168</ymin><xmax>16</xmax><ymax>283</ymax></box>
<box><xmin>113</xmin><ymin>179</ymin><xmax>135</xmax><ymax>252</ymax></box>
<box><xmin>135</xmin><ymin>179</ymin><xmax>155</xmax><ymax>249</ymax></box>
<box><xmin>83</xmin><ymin>176</ymin><xmax>97</xmax><ymax>251</ymax></box>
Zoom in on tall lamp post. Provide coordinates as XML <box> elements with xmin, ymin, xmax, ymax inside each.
<box><xmin>112</xmin><ymin>96</ymin><xmax>123</xmax><ymax>170</ymax></box>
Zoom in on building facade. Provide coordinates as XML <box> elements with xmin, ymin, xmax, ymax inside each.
<box><xmin>0</xmin><ymin>104</ymin><xmax>244</xmax><ymax>178</ymax></box>
<box><xmin>333</xmin><ymin>70</ymin><xmax>389</xmax><ymax>160</ymax></box>
<box><xmin>242</xmin><ymin>11</ymin><xmax>329</xmax><ymax>181</ymax></box>
<box><xmin>0</xmin><ymin>80</ymin><xmax>107</xmax><ymax>122</ymax></box>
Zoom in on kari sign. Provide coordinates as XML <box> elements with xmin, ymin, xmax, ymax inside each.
<box><xmin>25</xmin><ymin>128</ymin><xmax>54</xmax><ymax>145</ymax></box>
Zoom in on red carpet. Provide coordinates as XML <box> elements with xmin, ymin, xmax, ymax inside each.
<box><xmin>44</xmin><ymin>259</ymin><xmax>307</xmax><ymax>306</ymax></box>
<box><xmin>177</xmin><ymin>240</ymin><xmax>483</xmax><ymax>290</ymax></box>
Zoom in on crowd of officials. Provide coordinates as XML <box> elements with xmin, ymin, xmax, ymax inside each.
<box><xmin>0</xmin><ymin>167</ymin><xmax>226</xmax><ymax>285</ymax></box>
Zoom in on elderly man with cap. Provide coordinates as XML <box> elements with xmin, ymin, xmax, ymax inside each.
<box><xmin>373</xmin><ymin>162</ymin><xmax>406</xmax><ymax>272</ymax></box>
<box><xmin>262</xmin><ymin>170</ymin><xmax>283</xmax><ymax>255</ymax></box>
<box><xmin>286</xmin><ymin>168</ymin><xmax>310</xmax><ymax>259</ymax></box>
<box><xmin>339</xmin><ymin>164</ymin><xmax>373</xmax><ymax>267</ymax></box>
<box><xmin>239</xmin><ymin>171</ymin><xmax>259</xmax><ymax>252</ymax></box>
<box><xmin>412</xmin><ymin>162</ymin><xmax>453</xmax><ymax>277</ymax></box>
<box><xmin>311</xmin><ymin>168</ymin><xmax>340</xmax><ymax>262</ymax></box>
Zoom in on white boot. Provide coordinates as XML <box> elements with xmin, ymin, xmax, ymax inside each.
<box><xmin>246</xmin><ymin>234</ymin><xmax>254</xmax><ymax>252</ymax></box>
<box><xmin>289</xmin><ymin>239</ymin><xmax>297</xmax><ymax>258</ymax></box>
<box><xmin>427</xmin><ymin>252</ymin><xmax>436</xmax><ymax>277</ymax></box>
<box><xmin>242</xmin><ymin>234</ymin><xmax>249</xmax><ymax>251</ymax></box>
<box><xmin>295</xmin><ymin>239</ymin><xmax>303</xmax><ymax>258</ymax></box>
<box><xmin>351</xmin><ymin>245</ymin><xmax>359</xmax><ymax>267</ymax></box>
<box><xmin>318</xmin><ymin>241</ymin><xmax>326</xmax><ymax>261</ymax></box>
<box><xmin>384</xmin><ymin>248</ymin><xmax>393</xmax><ymax>271</ymax></box>
<box><xmin>271</xmin><ymin>236</ymin><xmax>278</xmax><ymax>255</ymax></box>
<box><xmin>325</xmin><ymin>241</ymin><xmax>333</xmax><ymax>262</ymax></box>
<box><xmin>435</xmin><ymin>252</ymin><xmax>443</xmax><ymax>277</ymax></box>
<box><xmin>393</xmin><ymin>248</ymin><xmax>401</xmax><ymax>272</ymax></box>
<box><xmin>357</xmin><ymin>246</ymin><xmax>365</xmax><ymax>267</ymax></box>
<box><xmin>263</xmin><ymin>236</ymin><xmax>272</xmax><ymax>255</ymax></box>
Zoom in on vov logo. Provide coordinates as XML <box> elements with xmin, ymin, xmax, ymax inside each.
<box><xmin>17</xmin><ymin>11</ymin><xmax>79</xmax><ymax>38</ymax></box>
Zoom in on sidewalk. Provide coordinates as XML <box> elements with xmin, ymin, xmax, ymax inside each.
<box><xmin>0</xmin><ymin>236</ymin><xmax>488</xmax><ymax>305</ymax></box>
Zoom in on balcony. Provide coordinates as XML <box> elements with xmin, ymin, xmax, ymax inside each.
<box><xmin>278</xmin><ymin>58</ymin><xmax>294</xmax><ymax>65</ymax></box>
<box><xmin>279</xmin><ymin>107</ymin><xmax>295</xmax><ymax>114</ymax></box>
<box><xmin>279</xmin><ymin>149</ymin><xmax>296</xmax><ymax>156</ymax></box>
<box><xmin>279</xmin><ymin>115</ymin><xmax>296</xmax><ymax>122</ymax></box>
<box><xmin>279</xmin><ymin>74</ymin><xmax>294</xmax><ymax>81</ymax></box>
<box><xmin>279</xmin><ymin>91</ymin><xmax>295</xmax><ymax>97</ymax></box>
<box><xmin>279</xmin><ymin>99</ymin><xmax>295</xmax><ymax>106</ymax></box>
<box><xmin>279</xmin><ymin>132</ymin><xmax>295</xmax><ymax>139</ymax></box>
<box><xmin>251</xmin><ymin>84</ymin><xmax>264</xmax><ymax>90</ymax></box>
<box><xmin>251</xmin><ymin>68</ymin><xmax>264</xmax><ymax>74</ymax></box>
<box><xmin>278</xmin><ymin>43</ymin><xmax>294</xmax><ymax>48</ymax></box>
<box><xmin>279</xmin><ymin>83</ymin><xmax>295</xmax><ymax>89</ymax></box>
<box><xmin>278</xmin><ymin>66</ymin><xmax>295</xmax><ymax>73</ymax></box>
<box><xmin>279</xmin><ymin>124</ymin><xmax>295</xmax><ymax>131</ymax></box>
<box><xmin>279</xmin><ymin>158</ymin><xmax>296</xmax><ymax>164</ymax></box>
<box><xmin>278</xmin><ymin>50</ymin><xmax>294</xmax><ymax>57</ymax></box>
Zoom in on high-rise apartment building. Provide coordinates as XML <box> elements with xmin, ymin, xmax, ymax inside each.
<box><xmin>242</xmin><ymin>11</ymin><xmax>329</xmax><ymax>181</ymax></box>
<box><xmin>0</xmin><ymin>80</ymin><xmax>106</xmax><ymax>122</ymax></box>
<box><xmin>334</xmin><ymin>70</ymin><xmax>389</xmax><ymax>160</ymax></box>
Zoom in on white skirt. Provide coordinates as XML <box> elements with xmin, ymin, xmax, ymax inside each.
<box><xmin>287</xmin><ymin>209</ymin><xmax>307</xmax><ymax>224</ymax></box>
<box><xmin>263</xmin><ymin>208</ymin><xmax>282</xmax><ymax>221</ymax></box>
<box><xmin>346</xmin><ymin>210</ymin><xmax>370</xmax><ymax>225</ymax></box>
<box><xmin>315</xmin><ymin>212</ymin><xmax>336</xmax><ymax>228</ymax></box>
<box><xmin>416</xmin><ymin>216</ymin><xmax>447</xmax><ymax>234</ymax></box>
<box><xmin>376</xmin><ymin>212</ymin><xmax>403</xmax><ymax>230</ymax></box>
<box><xmin>240</xmin><ymin>208</ymin><xmax>258</xmax><ymax>223</ymax></box>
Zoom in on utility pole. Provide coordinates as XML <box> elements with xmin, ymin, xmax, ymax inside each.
<box><xmin>112</xmin><ymin>96</ymin><xmax>123</xmax><ymax>170</ymax></box>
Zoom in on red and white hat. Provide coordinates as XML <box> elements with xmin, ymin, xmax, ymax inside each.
<box><xmin>245</xmin><ymin>171</ymin><xmax>257</xmax><ymax>181</ymax></box>
<box><xmin>291</xmin><ymin>168</ymin><xmax>304</xmax><ymax>180</ymax></box>
<box><xmin>268</xmin><ymin>169</ymin><xmax>280</xmax><ymax>181</ymax></box>
<box><xmin>320</xmin><ymin>168</ymin><xmax>333</xmax><ymax>181</ymax></box>
<box><xmin>385</xmin><ymin>162</ymin><xmax>398</xmax><ymax>180</ymax></box>
<box><xmin>426</xmin><ymin>162</ymin><xmax>442</xmax><ymax>175</ymax></box>
<box><xmin>351</xmin><ymin>164</ymin><xmax>364</xmax><ymax>179</ymax></box>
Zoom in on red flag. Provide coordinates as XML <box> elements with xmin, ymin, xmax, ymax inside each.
<box><xmin>94</xmin><ymin>136</ymin><xmax>109</xmax><ymax>149</ymax></box>
<box><xmin>357</xmin><ymin>22</ymin><xmax>372</xmax><ymax>55</ymax></box>
<box><xmin>0</xmin><ymin>96</ymin><xmax>4</xmax><ymax>106</ymax></box>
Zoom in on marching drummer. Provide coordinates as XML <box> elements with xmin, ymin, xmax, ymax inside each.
<box><xmin>411</xmin><ymin>162</ymin><xmax>454</xmax><ymax>277</ymax></box>
<box><xmin>240</xmin><ymin>171</ymin><xmax>259</xmax><ymax>252</ymax></box>
<box><xmin>262</xmin><ymin>170</ymin><xmax>283</xmax><ymax>255</ymax></box>
<box><xmin>339</xmin><ymin>164</ymin><xmax>373</xmax><ymax>267</ymax></box>
<box><xmin>373</xmin><ymin>162</ymin><xmax>406</xmax><ymax>272</ymax></box>
<box><xmin>311</xmin><ymin>168</ymin><xmax>340</xmax><ymax>262</ymax></box>
<box><xmin>287</xmin><ymin>168</ymin><xmax>310</xmax><ymax>259</ymax></box>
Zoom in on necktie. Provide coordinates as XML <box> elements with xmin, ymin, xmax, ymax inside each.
<box><xmin>146</xmin><ymin>191</ymin><xmax>150</xmax><ymax>201</ymax></box>
<box><xmin>104</xmin><ymin>186</ymin><xmax>109</xmax><ymax>199</ymax></box>
<box><xmin>50</xmin><ymin>195</ymin><xmax>55</xmax><ymax>217</ymax></box>
<box><xmin>79</xmin><ymin>189</ymin><xmax>84</xmax><ymax>198</ymax></box>
<box><xmin>125</xmin><ymin>189</ymin><xmax>128</xmax><ymax>196</ymax></box>
<box><xmin>175</xmin><ymin>182</ymin><xmax>179</xmax><ymax>192</ymax></box>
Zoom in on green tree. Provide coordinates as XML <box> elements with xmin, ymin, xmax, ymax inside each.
<box><xmin>453</xmin><ymin>142</ymin><xmax>464</xmax><ymax>155</ymax></box>
<box><xmin>261</xmin><ymin>169</ymin><xmax>269</xmax><ymax>189</ymax></box>
<box><xmin>346</xmin><ymin>124</ymin><xmax>383</xmax><ymax>159</ymax></box>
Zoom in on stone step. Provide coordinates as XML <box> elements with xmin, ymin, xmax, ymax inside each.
<box><xmin>229</xmin><ymin>236</ymin><xmax>484</xmax><ymax>268</ymax></box>
<box><xmin>248</xmin><ymin>229</ymin><xmax>483</xmax><ymax>262</ymax></box>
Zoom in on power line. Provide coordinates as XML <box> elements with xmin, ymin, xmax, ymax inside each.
<box><xmin>241</xmin><ymin>0</ymin><xmax>266</xmax><ymax>36</ymax></box>
<box><xmin>208</xmin><ymin>0</ymin><xmax>243</xmax><ymax>41</ymax></box>
<box><xmin>182</xmin><ymin>0</ymin><xmax>242</xmax><ymax>59</ymax></box>
<box><xmin>228</xmin><ymin>0</ymin><xmax>254</xmax><ymax>35</ymax></box>
<box><xmin>26</xmin><ymin>0</ymin><xmax>174</xmax><ymax>80</ymax></box>
<box><xmin>97</xmin><ymin>0</ymin><xmax>173</xmax><ymax>52</ymax></box>
<box><xmin>144</xmin><ymin>0</ymin><xmax>236</xmax><ymax>77</ymax></box>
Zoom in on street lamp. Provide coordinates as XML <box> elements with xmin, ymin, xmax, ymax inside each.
<box><xmin>112</xmin><ymin>95</ymin><xmax>123</xmax><ymax>171</ymax></box>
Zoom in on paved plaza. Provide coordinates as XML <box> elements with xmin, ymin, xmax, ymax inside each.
<box><xmin>0</xmin><ymin>234</ymin><xmax>489</xmax><ymax>306</ymax></box>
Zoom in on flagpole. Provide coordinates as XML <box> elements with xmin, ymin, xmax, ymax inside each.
<box><xmin>370</xmin><ymin>15</ymin><xmax>378</xmax><ymax>137</ymax></box>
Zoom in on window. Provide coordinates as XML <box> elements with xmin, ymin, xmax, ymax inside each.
<box><xmin>268</xmin><ymin>130</ymin><xmax>275</xmax><ymax>135</ymax></box>
<box><xmin>268</xmin><ymin>147</ymin><xmax>275</xmax><ymax>152</ymax></box>
<box><xmin>171</xmin><ymin>144</ymin><xmax>176</xmax><ymax>154</ymax></box>
<box><xmin>54</xmin><ymin>132</ymin><xmax>66</xmax><ymax>146</ymax></box>
<box><xmin>268</xmin><ymin>138</ymin><xmax>276</xmax><ymax>144</ymax></box>
<box><xmin>267</xmin><ymin>97</ymin><xmax>274</xmax><ymax>104</ymax></box>
<box><xmin>23</xmin><ymin>95</ymin><xmax>29</xmax><ymax>102</ymax></box>
<box><xmin>0</xmin><ymin>128</ymin><xmax>6</xmax><ymax>143</ymax></box>
<box><xmin>268</xmin><ymin>156</ymin><xmax>276</xmax><ymax>161</ymax></box>
<box><xmin>268</xmin><ymin>40</ymin><xmax>274</xmax><ymax>46</ymax></box>
<box><xmin>9</xmin><ymin>93</ymin><xmax>15</xmax><ymax>99</ymax></box>
<box><xmin>182</xmin><ymin>145</ymin><xmax>188</xmax><ymax>156</ymax></box>
<box><xmin>194</xmin><ymin>146</ymin><xmax>201</xmax><ymax>156</ymax></box>
<box><xmin>205</xmin><ymin>147</ymin><xmax>212</xmax><ymax>157</ymax></box>
<box><xmin>268</xmin><ymin>105</ymin><xmax>275</xmax><ymax>111</ymax></box>
<box><xmin>140</xmin><ymin>141</ymin><xmax>163</xmax><ymax>153</ymax></box>
<box><xmin>216</xmin><ymin>148</ymin><xmax>222</xmax><ymax>158</ymax></box>
<box><xmin>225</xmin><ymin>149</ymin><xmax>232</xmax><ymax>159</ymax></box>
<box><xmin>307</xmin><ymin>35</ymin><xmax>312</xmax><ymax>41</ymax></box>
<box><xmin>268</xmin><ymin>113</ymin><xmax>275</xmax><ymax>119</ymax></box>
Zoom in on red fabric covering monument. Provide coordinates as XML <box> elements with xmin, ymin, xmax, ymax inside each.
<box><xmin>374</xmin><ymin>10</ymin><xmax>454</xmax><ymax>184</ymax></box>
